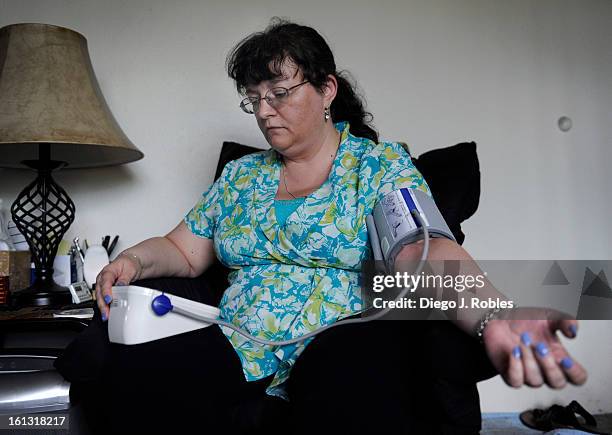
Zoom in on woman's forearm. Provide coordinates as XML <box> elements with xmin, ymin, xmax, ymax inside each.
<box><xmin>394</xmin><ymin>238</ymin><xmax>510</xmax><ymax>338</ymax></box>
<box><xmin>119</xmin><ymin>236</ymin><xmax>196</xmax><ymax>280</ymax></box>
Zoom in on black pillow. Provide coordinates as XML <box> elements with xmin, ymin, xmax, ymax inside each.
<box><xmin>215</xmin><ymin>141</ymin><xmax>481</xmax><ymax>245</ymax></box>
<box><xmin>214</xmin><ymin>141</ymin><xmax>264</xmax><ymax>181</ymax></box>
<box><xmin>412</xmin><ymin>141</ymin><xmax>480</xmax><ymax>245</ymax></box>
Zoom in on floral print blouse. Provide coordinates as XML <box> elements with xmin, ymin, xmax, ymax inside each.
<box><xmin>184</xmin><ymin>122</ymin><xmax>431</xmax><ymax>399</ymax></box>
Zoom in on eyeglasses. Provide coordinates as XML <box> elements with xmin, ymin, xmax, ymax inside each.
<box><xmin>239</xmin><ymin>80</ymin><xmax>309</xmax><ymax>114</ymax></box>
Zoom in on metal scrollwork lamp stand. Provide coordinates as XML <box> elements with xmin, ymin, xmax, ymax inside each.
<box><xmin>10</xmin><ymin>145</ymin><xmax>75</xmax><ymax>305</ymax></box>
<box><xmin>0</xmin><ymin>23</ymin><xmax>144</xmax><ymax>307</ymax></box>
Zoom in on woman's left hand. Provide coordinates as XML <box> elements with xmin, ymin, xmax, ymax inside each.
<box><xmin>481</xmin><ymin>307</ymin><xmax>588</xmax><ymax>388</ymax></box>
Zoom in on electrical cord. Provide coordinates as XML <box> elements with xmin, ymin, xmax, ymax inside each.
<box><xmin>153</xmin><ymin>210</ymin><xmax>429</xmax><ymax>346</ymax></box>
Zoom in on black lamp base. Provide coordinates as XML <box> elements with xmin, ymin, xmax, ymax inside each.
<box><xmin>11</xmin><ymin>280</ymin><xmax>73</xmax><ymax>308</ymax></box>
<box><xmin>9</xmin><ymin>144</ymin><xmax>76</xmax><ymax>309</ymax></box>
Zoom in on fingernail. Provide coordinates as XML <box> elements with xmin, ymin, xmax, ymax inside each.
<box><xmin>512</xmin><ymin>346</ymin><xmax>522</xmax><ymax>359</ymax></box>
<box><xmin>101</xmin><ymin>311</ymin><xmax>107</xmax><ymax>322</ymax></box>
<box><xmin>569</xmin><ymin>324</ymin><xmax>577</xmax><ymax>338</ymax></box>
<box><xmin>535</xmin><ymin>342</ymin><xmax>549</xmax><ymax>357</ymax></box>
<box><xmin>561</xmin><ymin>357</ymin><xmax>573</xmax><ymax>369</ymax></box>
<box><xmin>104</xmin><ymin>294</ymin><xmax>112</xmax><ymax>304</ymax></box>
<box><xmin>520</xmin><ymin>332</ymin><xmax>532</xmax><ymax>346</ymax></box>
<box><xmin>116</xmin><ymin>281</ymin><xmax>127</xmax><ymax>286</ymax></box>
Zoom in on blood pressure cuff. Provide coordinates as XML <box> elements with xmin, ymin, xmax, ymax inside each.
<box><xmin>367</xmin><ymin>188</ymin><xmax>456</xmax><ymax>271</ymax></box>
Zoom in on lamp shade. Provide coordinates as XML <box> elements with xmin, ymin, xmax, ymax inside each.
<box><xmin>0</xmin><ymin>23</ymin><xmax>143</xmax><ymax>168</ymax></box>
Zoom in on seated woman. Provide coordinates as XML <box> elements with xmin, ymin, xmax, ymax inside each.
<box><xmin>88</xmin><ymin>19</ymin><xmax>586</xmax><ymax>434</ymax></box>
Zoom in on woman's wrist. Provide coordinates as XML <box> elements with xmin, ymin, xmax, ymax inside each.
<box><xmin>475</xmin><ymin>307</ymin><xmax>503</xmax><ymax>343</ymax></box>
<box><xmin>117</xmin><ymin>251</ymin><xmax>144</xmax><ymax>281</ymax></box>
<box><xmin>474</xmin><ymin>305</ymin><xmax>515</xmax><ymax>344</ymax></box>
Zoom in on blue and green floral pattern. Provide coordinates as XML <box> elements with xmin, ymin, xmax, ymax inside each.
<box><xmin>185</xmin><ymin>122</ymin><xmax>431</xmax><ymax>399</ymax></box>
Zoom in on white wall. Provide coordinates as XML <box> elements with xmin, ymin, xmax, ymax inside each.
<box><xmin>1</xmin><ymin>0</ymin><xmax>610</xmax><ymax>413</ymax></box>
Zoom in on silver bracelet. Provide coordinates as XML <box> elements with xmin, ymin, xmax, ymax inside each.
<box><xmin>475</xmin><ymin>306</ymin><xmax>504</xmax><ymax>344</ymax></box>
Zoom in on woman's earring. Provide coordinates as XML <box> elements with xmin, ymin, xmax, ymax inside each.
<box><xmin>324</xmin><ymin>107</ymin><xmax>330</xmax><ymax>122</ymax></box>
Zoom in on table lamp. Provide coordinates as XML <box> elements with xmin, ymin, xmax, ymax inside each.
<box><xmin>0</xmin><ymin>23</ymin><xmax>144</xmax><ymax>307</ymax></box>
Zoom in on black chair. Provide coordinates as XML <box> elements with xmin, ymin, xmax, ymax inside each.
<box><xmin>55</xmin><ymin>139</ymin><xmax>497</xmax><ymax>434</ymax></box>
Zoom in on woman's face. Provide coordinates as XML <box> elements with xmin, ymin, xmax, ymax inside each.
<box><xmin>244</xmin><ymin>61</ymin><xmax>336</xmax><ymax>155</ymax></box>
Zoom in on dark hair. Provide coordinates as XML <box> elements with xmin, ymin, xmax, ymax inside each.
<box><xmin>226</xmin><ymin>18</ymin><xmax>378</xmax><ymax>143</ymax></box>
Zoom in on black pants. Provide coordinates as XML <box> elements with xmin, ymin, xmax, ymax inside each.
<box><xmin>56</xmin><ymin>276</ymin><xmax>497</xmax><ymax>434</ymax></box>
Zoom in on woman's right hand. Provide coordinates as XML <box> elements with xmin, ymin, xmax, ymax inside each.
<box><xmin>95</xmin><ymin>253</ymin><xmax>142</xmax><ymax>321</ymax></box>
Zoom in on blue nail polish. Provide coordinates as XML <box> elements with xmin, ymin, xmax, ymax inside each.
<box><xmin>104</xmin><ymin>294</ymin><xmax>112</xmax><ymax>304</ymax></box>
<box><xmin>116</xmin><ymin>281</ymin><xmax>127</xmax><ymax>286</ymax></box>
<box><xmin>536</xmin><ymin>342</ymin><xmax>549</xmax><ymax>357</ymax></box>
<box><xmin>101</xmin><ymin>311</ymin><xmax>107</xmax><ymax>322</ymax></box>
<box><xmin>561</xmin><ymin>357</ymin><xmax>573</xmax><ymax>369</ymax></box>
<box><xmin>569</xmin><ymin>324</ymin><xmax>577</xmax><ymax>338</ymax></box>
<box><xmin>520</xmin><ymin>332</ymin><xmax>532</xmax><ymax>346</ymax></box>
<box><xmin>512</xmin><ymin>346</ymin><xmax>522</xmax><ymax>359</ymax></box>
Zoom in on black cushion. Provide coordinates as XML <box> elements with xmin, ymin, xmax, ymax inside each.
<box><xmin>412</xmin><ymin>141</ymin><xmax>480</xmax><ymax>245</ymax></box>
<box><xmin>214</xmin><ymin>141</ymin><xmax>264</xmax><ymax>181</ymax></box>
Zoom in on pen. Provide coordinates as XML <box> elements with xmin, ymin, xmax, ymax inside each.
<box><xmin>107</xmin><ymin>235</ymin><xmax>119</xmax><ymax>256</ymax></box>
<box><xmin>73</xmin><ymin>237</ymin><xmax>85</xmax><ymax>263</ymax></box>
<box><xmin>102</xmin><ymin>235</ymin><xmax>110</xmax><ymax>252</ymax></box>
